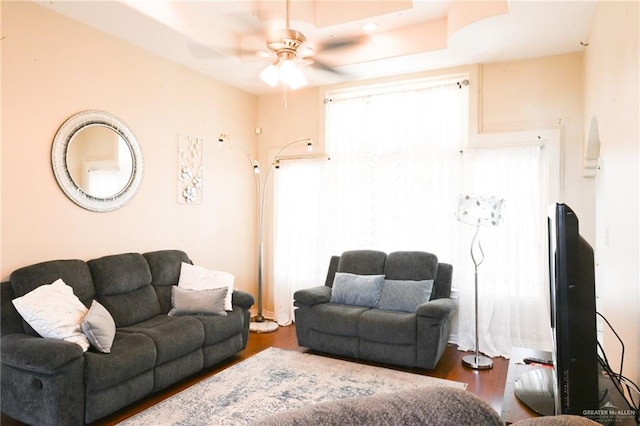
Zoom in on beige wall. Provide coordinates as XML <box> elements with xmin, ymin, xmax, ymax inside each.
<box><xmin>481</xmin><ymin>53</ymin><xmax>596</xmax><ymax>242</ymax></box>
<box><xmin>1</xmin><ymin>3</ymin><xmax>259</xmax><ymax>296</ymax></box>
<box><xmin>584</xmin><ymin>1</ymin><xmax>639</xmax><ymax>383</ymax></box>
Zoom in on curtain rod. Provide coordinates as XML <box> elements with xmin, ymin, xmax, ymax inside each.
<box><xmin>277</xmin><ymin>153</ymin><xmax>330</xmax><ymax>162</ymax></box>
<box><xmin>459</xmin><ymin>141</ymin><xmax>544</xmax><ymax>154</ymax></box>
<box><xmin>324</xmin><ymin>77</ymin><xmax>469</xmax><ymax>104</ymax></box>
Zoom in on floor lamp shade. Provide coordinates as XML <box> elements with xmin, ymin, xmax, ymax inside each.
<box><xmin>456</xmin><ymin>194</ymin><xmax>504</xmax><ymax>226</ymax></box>
<box><xmin>456</xmin><ymin>194</ymin><xmax>504</xmax><ymax>370</ymax></box>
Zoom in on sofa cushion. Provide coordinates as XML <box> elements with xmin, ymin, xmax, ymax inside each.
<box><xmin>84</xmin><ymin>332</ymin><xmax>156</xmax><ymax>392</ymax></box>
<box><xmin>81</xmin><ymin>300</ymin><xmax>116</xmax><ymax>353</ymax></box>
<box><xmin>378</xmin><ymin>279</ymin><xmax>434</xmax><ymax>312</ymax></box>
<box><xmin>336</xmin><ymin>250</ymin><xmax>387</xmax><ymax>276</ymax></box>
<box><xmin>119</xmin><ymin>315</ymin><xmax>204</xmax><ymax>365</ymax></box>
<box><xmin>168</xmin><ymin>286</ymin><xmax>227</xmax><ymax>317</ymax></box>
<box><xmin>196</xmin><ymin>308</ymin><xmax>245</xmax><ymax>346</ymax></box>
<box><xmin>359</xmin><ymin>309</ymin><xmax>416</xmax><ymax>345</ymax></box>
<box><xmin>330</xmin><ymin>273</ymin><xmax>384</xmax><ymax>307</ymax></box>
<box><xmin>384</xmin><ymin>251</ymin><xmax>439</xmax><ymax>281</ymax></box>
<box><xmin>12</xmin><ymin>279</ymin><xmax>90</xmax><ymax>351</ymax></box>
<box><xmin>143</xmin><ymin>250</ymin><xmax>191</xmax><ymax>313</ymax></box>
<box><xmin>144</xmin><ymin>250</ymin><xmax>190</xmax><ymax>286</ymax></box>
<box><xmin>88</xmin><ymin>253</ymin><xmax>160</xmax><ymax>327</ymax></box>
<box><xmin>10</xmin><ymin>259</ymin><xmax>95</xmax><ymax>305</ymax></box>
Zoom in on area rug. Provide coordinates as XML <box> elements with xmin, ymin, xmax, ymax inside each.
<box><xmin>119</xmin><ymin>347</ymin><xmax>466</xmax><ymax>425</ymax></box>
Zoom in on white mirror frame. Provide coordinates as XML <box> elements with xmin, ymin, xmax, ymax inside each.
<box><xmin>52</xmin><ymin>110</ymin><xmax>144</xmax><ymax>212</ymax></box>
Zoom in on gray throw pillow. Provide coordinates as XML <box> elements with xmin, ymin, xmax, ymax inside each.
<box><xmin>377</xmin><ymin>279</ymin><xmax>434</xmax><ymax>312</ymax></box>
<box><xmin>169</xmin><ymin>286</ymin><xmax>228</xmax><ymax>317</ymax></box>
<box><xmin>330</xmin><ymin>273</ymin><xmax>384</xmax><ymax>307</ymax></box>
<box><xmin>81</xmin><ymin>299</ymin><xmax>116</xmax><ymax>353</ymax></box>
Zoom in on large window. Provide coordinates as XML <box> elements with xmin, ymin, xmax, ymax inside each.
<box><xmin>273</xmin><ymin>75</ymin><xmax>553</xmax><ymax>357</ymax></box>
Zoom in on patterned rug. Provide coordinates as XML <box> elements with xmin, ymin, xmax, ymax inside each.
<box><xmin>119</xmin><ymin>347</ymin><xmax>466</xmax><ymax>425</ymax></box>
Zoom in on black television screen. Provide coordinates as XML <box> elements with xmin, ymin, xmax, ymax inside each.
<box><xmin>548</xmin><ymin>203</ymin><xmax>599</xmax><ymax>415</ymax></box>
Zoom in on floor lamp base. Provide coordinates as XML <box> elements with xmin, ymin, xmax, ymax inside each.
<box><xmin>462</xmin><ymin>354</ymin><xmax>493</xmax><ymax>370</ymax></box>
<box><xmin>249</xmin><ymin>319</ymin><xmax>279</xmax><ymax>333</ymax></box>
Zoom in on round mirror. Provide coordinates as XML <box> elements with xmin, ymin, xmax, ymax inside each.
<box><xmin>52</xmin><ymin>110</ymin><xmax>143</xmax><ymax>212</ymax></box>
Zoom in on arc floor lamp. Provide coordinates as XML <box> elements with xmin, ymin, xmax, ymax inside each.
<box><xmin>456</xmin><ymin>194</ymin><xmax>504</xmax><ymax>369</ymax></box>
<box><xmin>218</xmin><ymin>134</ymin><xmax>312</xmax><ymax>333</ymax></box>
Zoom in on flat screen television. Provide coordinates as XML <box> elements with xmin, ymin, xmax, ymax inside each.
<box><xmin>548</xmin><ymin>203</ymin><xmax>599</xmax><ymax>415</ymax></box>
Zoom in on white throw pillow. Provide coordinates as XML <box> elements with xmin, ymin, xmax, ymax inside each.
<box><xmin>178</xmin><ymin>262</ymin><xmax>234</xmax><ymax>311</ymax></box>
<box><xmin>12</xmin><ymin>278</ymin><xmax>90</xmax><ymax>351</ymax></box>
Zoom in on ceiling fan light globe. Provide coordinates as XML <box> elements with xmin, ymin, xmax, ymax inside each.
<box><xmin>278</xmin><ymin>59</ymin><xmax>296</xmax><ymax>80</ymax></box>
<box><xmin>260</xmin><ymin>64</ymin><xmax>279</xmax><ymax>87</ymax></box>
<box><xmin>288</xmin><ymin>71</ymin><xmax>308</xmax><ymax>90</ymax></box>
<box><xmin>280</xmin><ymin>61</ymin><xmax>307</xmax><ymax>89</ymax></box>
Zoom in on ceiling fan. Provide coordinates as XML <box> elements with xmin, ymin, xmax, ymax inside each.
<box><xmin>256</xmin><ymin>0</ymin><xmax>365</xmax><ymax>89</ymax></box>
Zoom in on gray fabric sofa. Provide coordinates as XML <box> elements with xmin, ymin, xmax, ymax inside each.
<box><xmin>0</xmin><ymin>249</ymin><xmax>254</xmax><ymax>425</ymax></box>
<box><xmin>294</xmin><ymin>250</ymin><xmax>456</xmax><ymax>369</ymax></box>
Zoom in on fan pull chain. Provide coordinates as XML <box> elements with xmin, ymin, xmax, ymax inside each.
<box><xmin>282</xmin><ymin>83</ymin><xmax>288</xmax><ymax>109</ymax></box>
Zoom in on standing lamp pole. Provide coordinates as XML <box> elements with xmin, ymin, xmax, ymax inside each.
<box><xmin>218</xmin><ymin>135</ymin><xmax>312</xmax><ymax>332</ymax></box>
<box><xmin>462</xmin><ymin>224</ymin><xmax>493</xmax><ymax>369</ymax></box>
<box><xmin>456</xmin><ymin>194</ymin><xmax>504</xmax><ymax>370</ymax></box>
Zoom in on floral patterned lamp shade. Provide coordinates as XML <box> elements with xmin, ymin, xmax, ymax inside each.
<box><xmin>456</xmin><ymin>195</ymin><xmax>504</xmax><ymax>227</ymax></box>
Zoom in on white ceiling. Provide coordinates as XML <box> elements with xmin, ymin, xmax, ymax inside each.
<box><xmin>36</xmin><ymin>0</ymin><xmax>597</xmax><ymax>95</ymax></box>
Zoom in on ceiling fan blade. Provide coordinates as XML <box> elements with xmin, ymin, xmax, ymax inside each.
<box><xmin>308</xmin><ymin>58</ymin><xmax>345</xmax><ymax>75</ymax></box>
<box><xmin>316</xmin><ymin>35</ymin><xmax>369</xmax><ymax>52</ymax></box>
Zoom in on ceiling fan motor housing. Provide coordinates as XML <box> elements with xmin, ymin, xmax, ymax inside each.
<box><xmin>267</xmin><ymin>28</ymin><xmax>307</xmax><ymax>60</ymax></box>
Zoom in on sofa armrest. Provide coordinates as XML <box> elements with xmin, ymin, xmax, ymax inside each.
<box><xmin>415</xmin><ymin>298</ymin><xmax>457</xmax><ymax>321</ymax></box>
<box><xmin>293</xmin><ymin>286</ymin><xmax>332</xmax><ymax>307</ymax></box>
<box><xmin>1</xmin><ymin>334</ymin><xmax>84</xmax><ymax>374</ymax></box>
<box><xmin>232</xmin><ymin>290</ymin><xmax>255</xmax><ymax>309</ymax></box>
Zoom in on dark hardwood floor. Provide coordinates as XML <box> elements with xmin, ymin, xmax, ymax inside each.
<box><xmin>2</xmin><ymin>325</ymin><xmax>509</xmax><ymax>425</ymax></box>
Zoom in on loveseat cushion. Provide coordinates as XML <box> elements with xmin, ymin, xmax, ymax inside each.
<box><xmin>359</xmin><ymin>309</ymin><xmax>416</xmax><ymax>345</ymax></box>
<box><xmin>384</xmin><ymin>251</ymin><xmax>439</xmax><ymax>281</ymax></box>
<box><xmin>119</xmin><ymin>315</ymin><xmax>204</xmax><ymax>365</ymax></box>
<box><xmin>336</xmin><ymin>250</ymin><xmax>387</xmax><ymax>276</ymax></box>
<box><xmin>88</xmin><ymin>253</ymin><xmax>160</xmax><ymax>327</ymax></box>
<box><xmin>84</xmin><ymin>332</ymin><xmax>156</xmax><ymax>392</ymax></box>
<box><xmin>307</xmin><ymin>304</ymin><xmax>369</xmax><ymax>336</ymax></box>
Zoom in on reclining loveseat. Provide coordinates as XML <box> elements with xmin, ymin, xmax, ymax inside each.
<box><xmin>294</xmin><ymin>250</ymin><xmax>456</xmax><ymax>369</ymax></box>
<box><xmin>1</xmin><ymin>249</ymin><xmax>254</xmax><ymax>425</ymax></box>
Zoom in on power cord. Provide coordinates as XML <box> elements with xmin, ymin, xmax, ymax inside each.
<box><xmin>596</xmin><ymin>311</ymin><xmax>639</xmax><ymax>424</ymax></box>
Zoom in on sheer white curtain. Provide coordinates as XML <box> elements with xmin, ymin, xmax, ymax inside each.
<box><xmin>273</xmin><ymin>80</ymin><xmax>552</xmax><ymax>358</ymax></box>
<box><xmin>273</xmin><ymin>81</ymin><xmax>466</xmax><ymax>325</ymax></box>
<box><xmin>457</xmin><ymin>145</ymin><xmax>552</xmax><ymax>357</ymax></box>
